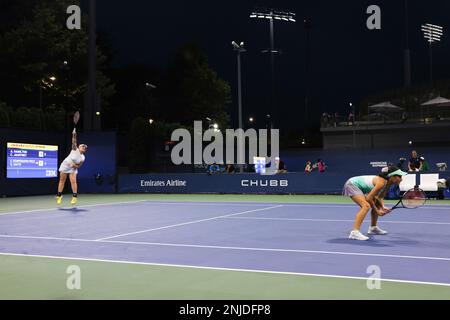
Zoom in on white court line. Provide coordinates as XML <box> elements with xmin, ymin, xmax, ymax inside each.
<box><xmin>1</xmin><ymin>200</ymin><xmax>448</xmax><ymax>217</ymax></box>
<box><xmin>223</xmin><ymin>216</ymin><xmax>450</xmax><ymax>226</ymax></box>
<box><xmin>0</xmin><ymin>200</ymin><xmax>150</xmax><ymax>216</ymax></box>
<box><xmin>2</xmin><ymin>234</ymin><xmax>450</xmax><ymax>262</ymax></box>
<box><xmin>1</xmin><ymin>252</ymin><xmax>449</xmax><ymax>288</ymax></box>
<box><xmin>95</xmin><ymin>205</ymin><xmax>284</xmax><ymax>241</ymax></box>
<box><xmin>0</xmin><ymin>201</ymin><xmax>342</xmax><ymax>217</ymax></box>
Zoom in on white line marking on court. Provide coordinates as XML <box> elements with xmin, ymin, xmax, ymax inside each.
<box><xmin>1</xmin><ymin>200</ymin><xmax>448</xmax><ymax>217</ymax></box>
<box><xmin>0</xmin><ymin>200</ymin><xmax>151</xmax><ymax>216</ymax></box>
<box><xmin>1</xmin><ymin>233</ymin><xmax>450</xmax><ymax>262</ymax></box>
<box><xmin>95</xmin><ymin>205</ymin><xmax>284</xmax><ymax>241</ymax></box>
<box><xmin>223</xmin><ymin>216</ymin><xmax>450</xmax><ymax>226</ymax></box>
<box><xmin>0</xmin><ymin>251</ymin><xmax>449</xmax><ymax>288</ymax></box>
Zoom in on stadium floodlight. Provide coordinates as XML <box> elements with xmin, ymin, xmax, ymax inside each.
<box><xmin>145</xmin><ymin>82</ymin><xmax>157</xmax><ymax>89</ymax></box>
<box><xmin>421</xmin><ymin>23</ymin><xmax>444</xmax><ymax>84</ymax></box>
<box><xmin>422</xmin><ymin>23</ymin><xmax>444</xmax><ymax>42</ymax></box>
<box><xmin>250</xmin><ymin>7</ymin><xmax>296</xmax><ymax>129</ymax></box>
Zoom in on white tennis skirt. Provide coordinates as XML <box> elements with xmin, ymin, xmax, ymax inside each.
<box><xmin>59</xmin><ymin>163</ymin><xmax>78</xmax><ymax>174</ymax></box>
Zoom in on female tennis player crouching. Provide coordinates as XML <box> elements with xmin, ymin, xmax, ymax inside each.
<box><xmin>343</xmin><ymin>166</ymin><xmax>407</xmax><ymax>241</ymax></box>
<box><xmin>56</xmin><ymin>129</ymin><xmax>87</xmax><ymax>205</ymax></box>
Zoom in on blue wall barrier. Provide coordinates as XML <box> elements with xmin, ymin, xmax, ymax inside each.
<box><xmin>76</xmin><ymin>132</ymin><xmax>117</xmax><ymax>194</ymax></box>
<box><xmin>118</xmin><ymin>172</ymin><xmax>449</xmax><ymax>196</ymax></box>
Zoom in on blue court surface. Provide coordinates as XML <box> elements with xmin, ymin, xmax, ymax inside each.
<box><xmin>1</xmin><ymin>198</ymin><xmax>450</xmax><ymax>299</ymax></box>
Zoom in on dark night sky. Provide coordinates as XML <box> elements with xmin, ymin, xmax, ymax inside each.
<box><xmin>90</xmin><ymin>0</ymin><xmax>450</xmax><ymax>129</ymax></box>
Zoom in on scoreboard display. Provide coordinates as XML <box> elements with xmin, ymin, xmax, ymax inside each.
<box><xmin>6</xmin><ymin>142</ymin><xmax>58</xmax><ymax>179</ymax></box>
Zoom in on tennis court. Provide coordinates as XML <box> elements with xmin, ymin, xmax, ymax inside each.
<box><xmin>1</xmin><ymin>194</ymin><xmax>450</xmax><ymax>300</ymax></box>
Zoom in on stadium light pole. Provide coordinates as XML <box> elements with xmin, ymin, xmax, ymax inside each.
<box><xmin>304</xmin><ymin>18</ymin><xmax>312</xmax><ymax>137</ymax></box>
<box><xmin>250</xmin><ymin>8</ymin><xmax>296</xmax><ymax>128</ymax></box>
<box><xmin>232</xmin><ymin>41</ymin><xmax>246</xmax><ymax>173</ymax></box>
<box><xmin>85</xmin><ymin>0</ymin><xmax>99</xmax><ymax>132</ymax></box>
<box><xmin>232</xmin><ymin>41</ymin><xmax>246</xmax><ymax>132</ymax></box>
<box><xmin>421</xmin><ymin>23</ymin><xmax>444</xmax><ymax>85</ymax></box>
<box><xmin>404</xmin><ymin>0</ymin><xmax>411</xmax><ymax>87</ymax></box>
<box><xmin>350</xmin><ymin>102</ymin><xmax>356</xmax><ymax>148</ymax></box>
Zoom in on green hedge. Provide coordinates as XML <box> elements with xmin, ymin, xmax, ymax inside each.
<box><xmin>0</xmin><ymin>104</ymin><xmax>66</xmax><ymax>131</ymax></box>
<box><xmin>0</xmin><ymin>102</ymin><xmax>11</xmax><ymax>127</ymax></box>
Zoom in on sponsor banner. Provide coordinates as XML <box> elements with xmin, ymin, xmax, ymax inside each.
<box><xmin>118</xmin><ymin>172</ymin><xmax>450</xmax><ymax>196</ymax></box>
<box><xmin>118</xmin><ymin>173</ymin><xmax>345</xmax><ymax>194</ymax></box>
<box><xmin>370</xmin><ymin>161</ymin><xmax>388</xmax><ymax>168</ymax></box>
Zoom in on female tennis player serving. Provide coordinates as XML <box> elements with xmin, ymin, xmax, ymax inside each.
<box><xmin>56</xmin><ymin>128</ymin><xmax>87</xmax><ymax>205</ymax></box>
<box><xmin>343</xmin><ymin>166</ymin><xmax>407</xmax><ymax>241</ymax></box>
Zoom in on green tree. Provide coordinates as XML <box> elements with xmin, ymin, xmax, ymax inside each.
<box><xmin>165</xmin><ymin>43</ymin><xmax>231</xmax><ymax>128</ymax></box>
<box><xmin>0</xmin><ymin>102</ymin><xmax>11</xmax><ymax>127</ymax></box>
<box><xmin>0</xmin><ymin>0</ymin><xmax>115</xmax><ymax>116</ymax></box>
<box><xmin>11</xmin><ymin>107</ymin><xmax>43</xmax><ymax>130</ymax></box>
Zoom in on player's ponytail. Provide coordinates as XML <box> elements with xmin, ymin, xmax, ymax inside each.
<box><xmin>379</xmin><ymin>166</ymin><xmax>390</xmax><ymax>180</ymax></box>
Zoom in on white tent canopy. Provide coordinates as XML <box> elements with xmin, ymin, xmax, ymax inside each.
<box><xmin>368</xmin><ymin>102</ymin><xmax>404</xmax><ymax>113</ymax></box>
<box><xmin>421</xmin><ymin>97</ymin><xmax>450</xmax><ymax>107</ymax></box>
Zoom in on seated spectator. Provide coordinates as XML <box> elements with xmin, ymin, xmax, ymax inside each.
<box><xmin>305</xmin><ymin>161</ymin><xmax>313</xmax><ymax>173</ymax></box>
<box><xmin>408</xmin><ymin>150</ymin><xmax>422</xmax><ymax>172</ymax></box>
<box><xmin>322</xmin><ymin>113</ymin><xmax>329</xmax><ymax>127</ymax></box>
<box><xmin>275</xmin><ymin>157</ymin><xmax>288</xmax><ymax>174</ymax></box>
<box><xmin>348</xmin><ymin>112</ymin><xmax>354</xmax><ymax>126</ymax></box>
<box><xmin>316</xmin><ymin>159</ymin><xmax>327</xmax><ymax>173</ymax></box>
<box><xmin>401</xmin><ymin>111</ymin><xmax>408</xmax><ymax>124</ymax></box>
<box><xmin>207</xmin><ymin>163</ymin><xmax>221</xmax><ymax>175</ymax></box>
<box><xmin>225</xmin><ymin>164</ymin><xmax>235</xmax><ymax>174</ymax></box>
<box><xmin>419</xmin><ymin>157</ymin><xmax>430</xmax><ymax>172</ymax></box>
<box><xmin>397</xmin><ymin>158</ymin><xmax>407</xmax><ymax>171</ymax></box>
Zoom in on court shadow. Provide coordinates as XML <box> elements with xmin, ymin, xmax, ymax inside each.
<box><xmin>327</xmin><ymin>238</ymin><xmax>392</xmax><ymax>247</ymax></box>
<box><xmin>384</xmin><ymin>237</ymin><xmax>421</xmax><ymax>246</ymax></box>
<box><xmin>57</xmin><ymin>208</ymin><xmax>89</xmax><ymax>213</ymax></box>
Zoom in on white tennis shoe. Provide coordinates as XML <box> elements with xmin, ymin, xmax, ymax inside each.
<box><xmin>349</xmin><ymin>230</ymin><xmax>369</xmax><ymax>241</ymax></box>
<box><xmin>368</xmin><ymin>226</ymin><xmax>388</xmax><ymax>235</ymax></box>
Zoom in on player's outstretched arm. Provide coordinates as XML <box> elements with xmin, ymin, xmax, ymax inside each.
<box><xmin>72</xmin><ymin>129</ymin><xmax>77</xmax><ymax>151</ymax></box>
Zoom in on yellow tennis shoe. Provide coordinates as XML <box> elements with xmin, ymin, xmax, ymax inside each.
<box><xmin>71</xmin><ymin>197</ymin><xmax>78</xmax><ymax>205</ymax></box>
<box><xmin>56</xmin><ymin>196</ymin><xmax>62</xmax><ymax>205</ymax></box>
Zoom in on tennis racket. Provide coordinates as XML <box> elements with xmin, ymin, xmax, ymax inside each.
<box><xmin>73</xmin><ymin>111</ymin><xmax>80</xmax><ymax>133</ymax></box>
<box><xmin>390</xmin><ymin>187</ymin><xmax>427</xmax><ymax>211</ymax></box>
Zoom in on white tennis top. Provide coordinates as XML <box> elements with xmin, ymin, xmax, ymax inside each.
<box><xmin>62</xmin><ymin>148</ymin><xmax>85</xmax><ymax>167</ymax></box>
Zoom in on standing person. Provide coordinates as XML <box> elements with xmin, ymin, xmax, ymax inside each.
<box><xmin>343</xmin><ymin>166</ymin><xmax>407</xmax><ymax>241</ymax></box>
<box><xmin>408</xmin><ymin>150</ymin><xmax>422</xmax><ymax>172</ymax></box>
<box><xmin>305</xmin><ymin>161</ymin><xmax>313</xmax><ymax>173</ymax></box>
<box><xmin>56</xmin><ymin>129</ymin><xmax>88</xmax><ymax>205</ymax></box>
<box><xmin>317</xmin><ymin>159</ymin><xmax>326</xmax><ymax>173</ymax></box>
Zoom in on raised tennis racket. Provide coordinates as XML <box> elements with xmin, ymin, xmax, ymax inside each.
<box><xmin>73</xmin><ymin>111</ymin><xmax>80</xmax><ymax>132</ymax></box>
<box><xmin>391</xmin><ymin>187</ymin><xmax>427</xmax><ymax>211</ymax></box>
